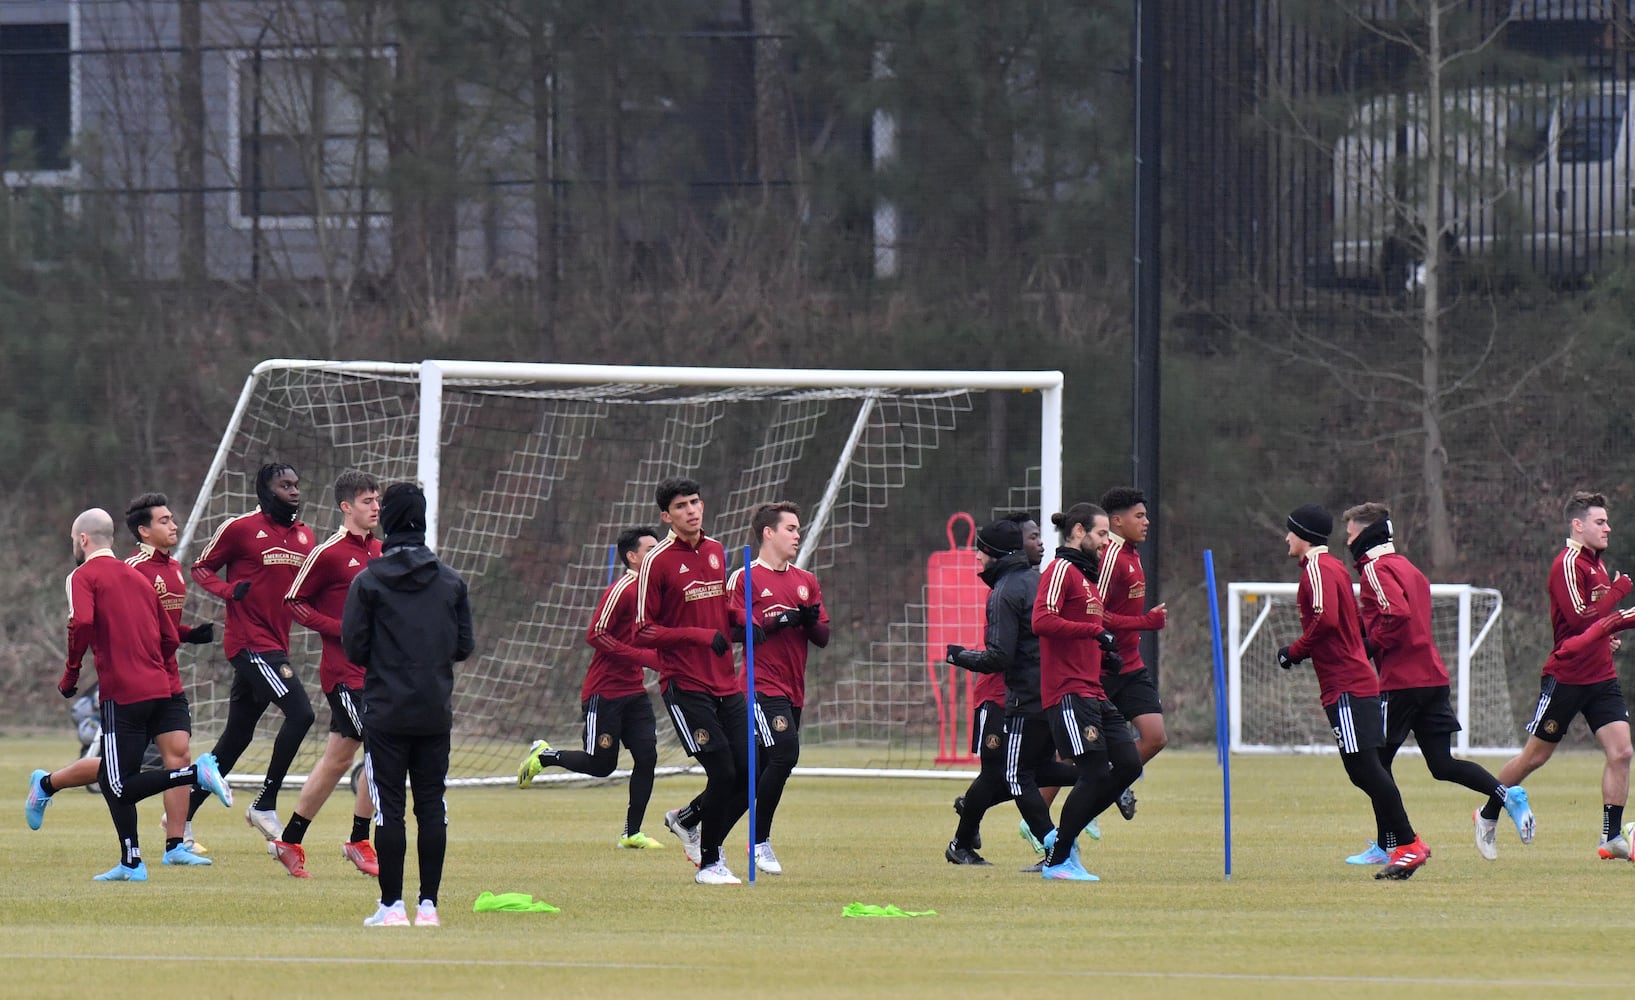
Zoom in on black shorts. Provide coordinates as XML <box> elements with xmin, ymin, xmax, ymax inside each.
<box><xmin>326</xmin><ymin>685</ymin><xmax>365</xmax><ymax>741</ymax></box>
<box><xmin>970</xmin><ymin>699</ymin><xmax>1006</xmax><ymax>756</ymax></box>
<box><xmin>101</xmin><ymin>694</ymin><xmax>192</xmax><ymax>741</ymax></box>
<box><xmin>661</xmin><ymin>682</ymin><xmax>748</xmax><ymax>757</ymax></box>
<box><xmin>1380</xmin><ymin>685</ymin><xmax>1461</xmax><ymax>746</ymax></box>
<box><xmin>1047</xmin><ymin>694</ymin><xmax>1133</xmax><ymax>760</ymax></box>
<box><xmin>581</xmin><ymin>691</ymin><xmax>658</xmax><ymax>754</ymax></box>
<box><xmin>1526</xmin><ymin>676</ymin><xmax>1630</xmax><ymax>743</ymax></box>
<box><xmin>1325</xmin><ymin>692</ymin><xmax>1385</xmax><ymax>754</ymax></box>
<box><xmin>752</xmin><ymin>694</ymin><xmax>802</xmax><ymax>751</ymax></box>
<box><xmin>1103</xmin><ymin>667</ymin><xmax>1163</xmax><ymax>720</ymax></box>
<box><xmin>229</xmin><ymin>649</ymin><xmax>305</xmax><ymax>703</ymax></box>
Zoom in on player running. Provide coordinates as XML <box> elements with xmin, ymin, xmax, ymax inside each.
<box><xmin>273</xmin><ymin>470</ymin><xmax>384</xmax><ymax>878</ymax></box>
<box><xmin>517</xmin><ymin>526</ymin><xmax>668</xmax><ymax>850</ymax></box>
<box><xmin>1479</xmin><ymin>491</ymin><xmax>1635</xmax><ymax>861</ymax></box>
<box><xmin>1276</xmin><ymin>504</ymin><xmax>1430</xmax><ymax>880</ymax></box>
<box><xmin>1095</xmin><ymin>487</ymin><xmax>1168</xmax><ymax>821</ymax></box>
<box><xmin>50</xmin><ymin>508</ymin><xmax>233</xmax><ymax>881</ymax></box>
<box><xmin>1033</xmin><ymin>502</ymin><xmax>1142</xmax><ymax>881</ymax></box>
<box><xmin>1340</xmin><ymin>502</ymin><xmax>1532</xmax><ymax>864</ymax></box>
<box><xmin>726</xmin><ymin>502</ymin><xmax>830</xmax><ymax>875</ymax></box>
<box><xmin>642</xmin><ymin>477</ymin><xmax>753</xmax><ymax>885</ymax></box>
<box><xmin>186</xmin><ymin>463</ymin><xmax>316</xmax><ymax>847</ymax></box>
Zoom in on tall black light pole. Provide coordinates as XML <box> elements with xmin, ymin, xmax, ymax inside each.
<box><xmin>1132</xmin><ymin>0</ymin><xmax>1162</xmax><ymax>683</ymax></box>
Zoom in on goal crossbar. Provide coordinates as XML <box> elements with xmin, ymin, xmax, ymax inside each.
<box><xmin>180</xmin><ymin>359</ymin><xmax>1064</xmax><ymax>559</ymax></box>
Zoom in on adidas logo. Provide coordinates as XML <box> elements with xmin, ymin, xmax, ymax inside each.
<box><xmin>679</xmin><ymin>565</ymin><xmax>690</xmax><ymax>573</ymax></box>
<box><xmin>760</xmin><ymin>588</ymin><xmax>773</xmax><ymax>597</ymax></box>
<box><xmin>256</xmin><ymin>530</ymin><xmax>268</xmax><ymax>539</ymax></box>
<box><xmin>348</xmin><ymin>558</ymin><xmax>360</xmax><ymax>567</ymax></box>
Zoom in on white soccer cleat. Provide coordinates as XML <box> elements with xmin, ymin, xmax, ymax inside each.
<box><xmin>665</xmin><ymin>809</ymin><xmax>702</xmax><ymax>867</ymax></box>
<box><xmin>414</xmin><ymin>900</ymin><xmax>440</xmax><ymax>926</ymax></box>
<box><xmin>363</xmin><ymin>900</ymin><xmax>409</xmax><ymax>926</ymax></box>
<box><xmin>1596</xmin><ymin>834</ymin><xmax>1632</xmax><ymax>861</ymax></box>
<box><xmin>1473</xmin><ymin>809</ymin><xmax>1498</xmax><ymax>861</ymax></box>
<box><xmin>753</xmin><ymin>841</ymin><xmax>783</xmax><ymax>875</ymax></box>
<box><xmin>694</xmin><ymin>861</ymin><xmax>741</xmax><ymax>885</ymax></box>
<box><xmin>246</xmin><ymin>806</ymin><xmax>284</xmax><ymax>843</ymax></box>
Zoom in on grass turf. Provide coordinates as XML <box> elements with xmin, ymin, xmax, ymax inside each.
<box><xmin>2</xmin><ymin>735</ymin><xmax>1631</xmax><ymax>998</ymax></box>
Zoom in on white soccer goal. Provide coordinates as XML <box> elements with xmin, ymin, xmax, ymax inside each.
<box><xmin>176</xmin><ymin>360</ymin><xmax>1063</xmax><ymax>783</ymax></box>
<box><xmin>1227</xmin><ymin>581</ymin><xmax>1519</xmax><ymax>755</ymax></box>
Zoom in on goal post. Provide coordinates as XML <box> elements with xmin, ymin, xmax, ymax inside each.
<box><xmin>1227</xmin><ymin>581</ymin><xmax>1517</xmax><ymax>755</ymax></box>
<box><xmin>178</xmin><ymin>359</ymin><xmax>1063</xmax><ymax>783</ymax></box>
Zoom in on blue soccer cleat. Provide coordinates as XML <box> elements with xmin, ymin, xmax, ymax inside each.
<box><xmin>93</xmin><ymin>862</ymin><xmax>149</xmax><ymax>882</ymax></box>
<box><xmin>162</xmin><ymin>843</ymin><xmax>212</xmax><ymax>866</ymax></box>
<box><xmin>194</xmin><ymin>753</ymin><xmax>233</xmax><ymax>808</ymax></box>
<box><xmin>25</xmin><ymin>769</ymin><xmax>52</xmax><ymax>831</ymax></box>
<box><xmin>1345</xmin><ymin>841</ymin><xmax>1391</xmax><ymax>865</ymax></box>
<box><xmin>1041</xmin><ymin>828</ymin><xmax>1083</xmax><ymax>869</ymax></box>
<box><xmin>1503</xmin><ymin>785</ymin><xmax>1535</xmax><ymax>845</ymax></box>
<box><xmin>1041</xmin><ymin>856</ymin><xmax>1100</xmax><ymax>881</ymax></box>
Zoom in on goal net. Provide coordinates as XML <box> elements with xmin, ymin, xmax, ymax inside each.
<box><xmin>177</xmin><ymin>360</ymin><xmax>1062</xmax><ymax>783</ymax></box>
<box><xmin>1226</xmin><ymin>581</ymin><xmax>1517</xmax><ymax>754</ymax></box>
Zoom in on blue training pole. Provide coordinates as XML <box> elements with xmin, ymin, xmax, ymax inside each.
<box><xmin>1203</xmin><ymin>549</ymin><xmax>1232</xmax><ymax>881</ymax></box>
<box><xmin>743</xmin><ymin>546</ymin><xmax>758</xmax><ymax>884</ymax></box>
<box><xmin>606</xmin><ymin>543</ymin><xmax>617</xmax><ymax>585</ymax></box>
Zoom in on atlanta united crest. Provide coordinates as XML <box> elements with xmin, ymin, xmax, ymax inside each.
<box><xmin>597</xmin><ymin>733</ymin><xmax>614</xmax><ymax>749</ymax></box>
<box><xmin>797</xmin><ymin>585</ymin><xmax>810</xmax><ymax>601</ymax></box>
<box><xmin>708</xmin><ymin>552</ymin><xmax>720</xmax><ymax>570</ymax></box>
<box><xmin>985</xmin><ymin>734</ymin><xmax>1002</xmax><ymax>750</ymax></box>
<box><xmin>694</xmin><ymin>729</ymin><xmax>710</xmax><ymax>746</ymax></box>
<box><xmin>772</xmin><ymin>715</ymin><xmax>789</xmax><ymax>732</ymax></box>
<box><xmin>1083</xmin><ymin>725</ymin><xmax>1099</xmax><ymax>743</ymax></box>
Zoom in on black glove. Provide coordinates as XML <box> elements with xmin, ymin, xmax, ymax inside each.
<box><xmin>771</xmin><ymin>610</ymin><xmax>800</xmax><ymax>629</ymax></box>
<box><xmin>797</xmin><ymin>603</ymin><xmax>822</xmax><ymax>626</ymax></box>
<box><xmin>1103</xmin><ymin>649</ymin><xmax>1123</xmax><ymax>672</ymax></box>
<box><xmin>231</xmin><ymin>580</ymin><xmax>252</xmax><ymax>601</ymax></box>
<box><xmin>1095</xmin><ymin>631</ymin><xmax>1118</xmax><ymax>654</ymax></box>
<box><xmin>1276</xmin><ymin>645</ymin><xmax>1303</xmax><ymax>670</ymax></box>
<box><xmin>183</xmin><ymin>622</ymin><xmax>215</xmax><ymax>645</ymax></box>
<box><xmin>751</xmin><ymin>624</ymin><xmax>767</xmax><ymax>645</ymax></box>
<box><xmin>710</xmin><ymin>632</ymin><xmax>730</xmax><ymax>656</ymax></box>
<box><xmin>58</xmin><ymin>666</ymin><xmax>80</xmax><ymax>699</ymax></box>
<box><xmin>945</xmin><ymin>644</ymin><xmax>966</xmax><ymax>666</ymax></box>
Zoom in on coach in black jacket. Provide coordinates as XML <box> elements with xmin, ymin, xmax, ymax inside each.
<box><xmin>947</xmin><ymin>518</ymin><xmax>1075</xmax><ymax>854</ymax></box>
<box><xmin>342</xmin><ymin>482</ymin><xmax>474</xmax><ymax>928</ymax></box>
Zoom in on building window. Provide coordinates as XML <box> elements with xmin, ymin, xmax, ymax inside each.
<box><xmin>235</xmin><ymin>51</ymin><xmax>389</xmax><ymax>225</ymax></box>
<box><xmin>0</xmin><ymin>23</ymin><xmax>72</xmax><ymax>174</ymax></box>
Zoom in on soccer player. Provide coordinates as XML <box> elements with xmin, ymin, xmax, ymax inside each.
<box><xmin>186</xmin><ymin>463</ymin><xmax>316</xmax><ymax>846</ymax></box>
<box><xmin>516</xmin><ymin>526</ymin><xmax>668</xmax><ymax>850</ymax></box>
<box><xmin>1096</xmin><ymin>487</ymin><xmax>1168</xmax><ymax>821</ymax></box>
<box><xmin>945</xmin><ymin>517</ymin><xmax>1076</xmax><ymax>867</ymax></box>
<box><xmin>25</xmin><ymin>493</ymin><xmax>218</xmax><ymax>866</ymax></box>
<box><xmin>1033</xmin><ymin>502</ymin><xmax>1142</xmax><ymax>880</ymax></box>
<box><xmin>640</xmin><ymin>477</ymin><xmax>751</xmax><ymax>885</ymax></box>
<box><xmin>51</xmin><ymin>508</ymin><xmax>233</xmax><ymax>880</ymax></box>
<box><xmin>343</xmin><ymin>483</ymin><xmax>474</xmax><ymax>927</ymax></box>
<box><xmin>1275</xmin><ymin>504</ymin><xmax>1429</xmax><ymax>880</ymax></box>
<box><xmin>1343</xmin><ymin>503</ymin><xmax>1533</xmax><ymax>863</ymax></box>
<box><xmin>275</xmin><ymin>470</ymin><xmax>384</xmax><ymax>878</ymax></box>
<box><xmin>1478</xmin><ymin>491</ymin><xmax>1635</xmax><ymax>860</ymax></box>
<box><xmin>725</xmin><ymin>502</ymin><xmax>830</xmax><ymax>875</ymax></box>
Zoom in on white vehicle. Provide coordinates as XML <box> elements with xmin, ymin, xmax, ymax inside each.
<box><xmin>1331</xmin><ymin>82</ymin><xmax>1631</xmax><ymax>287</ymax></box>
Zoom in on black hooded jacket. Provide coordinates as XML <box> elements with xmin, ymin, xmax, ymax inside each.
<box><xmin>949</xmin><ymin>551</ymin><xmax>1044</xmax><ymax>718</ymax></box>
<box><xmin>342</xmin><ymin>543</ymin><xmax>475</xmax><ymax>735</ymax></box>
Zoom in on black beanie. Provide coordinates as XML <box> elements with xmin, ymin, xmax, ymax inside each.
<box><xmin>380</xmin><ymin>483</ymin><xmax>427</xmax><ymax>540</ymax></box>
<box><xmin>1286</xmin><ymin>504</ymin><xmax>1332</xmax><ymax>546</ymax></box>
<box><xmin>976</xmin><ymin>517</ymin><xmax>1024</xmax><ymax>558</ymax></box>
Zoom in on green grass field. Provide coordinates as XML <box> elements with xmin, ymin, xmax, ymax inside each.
<box><xmin>2</xmin><ymin>736</ymin><xmax>1630</xmax><ymax>998</ymax></box>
